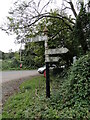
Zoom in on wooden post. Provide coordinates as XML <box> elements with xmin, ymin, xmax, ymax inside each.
<box><xmin>46</xmin><ymin>62</ymin><xmax>50</xmax><ymax>98</ymax></box>
<box><xmin>45</xmin><ymin>39</ymin><xmax>50</xmax><ymax>98</ymax></box>
<box><xmin>44</xmin><ymin>27</ymin><xmax>50</xmax><ymax>98</ymax></box>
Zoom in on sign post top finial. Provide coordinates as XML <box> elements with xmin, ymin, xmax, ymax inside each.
<box><xmin>43</xmin><ymin>26</ymin><xmax>48</xmax><ymax>35</ymax></box>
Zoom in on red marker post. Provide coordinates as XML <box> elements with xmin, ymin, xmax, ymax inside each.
<box><xmin>44</xmin><ymin>70</ymin><xmax>46</xmax><ymax>78</ymax></box>
<box><xmin>20</xmin><ymin>63</ymin><xmax>22</xmax><ymax>68</ymax></box>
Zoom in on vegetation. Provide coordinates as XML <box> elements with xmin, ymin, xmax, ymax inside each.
<box><xmin>1</xmin><ymin>51</ymin><xmax>20</xmax><ymax>70</ymax></box>
<box><xmin>1</xmin><ymin>0</ymin><xmax>90</xmax><ymax>119</ymax></box>
<box><xmin>2</xmin><ymin>60</ymin><xmax>19</xmax><ymax>70</ymax></box>
<box><xmin>2</xmin><ymin>52</ymin><xmax>90</xmax><ymax>119</ymax></box>
<box><xmin>1</xmin><ymin>1</ymin><xmax>90</xmax><ymax>70</ymax></box>
<box><xmin>3</xmin><ymin>76</ymin><xmax>46</xmax><ymax>119</ymax></box>
<box><xmin>61</xmin><ymin>52</ymin><xmax>90</xmax><ymax>119</ymax></box>
<box><xmin>1</xmin><ymin>50</ymin><xmax>38</xmax><ymax>70</ymax></box>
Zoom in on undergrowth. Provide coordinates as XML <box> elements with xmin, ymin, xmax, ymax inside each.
<box><xmin>2</xmin><ymin>52</ymin><xmax>90</xmax><ymax>119</ymax></box>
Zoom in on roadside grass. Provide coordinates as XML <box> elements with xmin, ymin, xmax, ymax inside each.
<box><xmin>2</xmin><ymin>73</ymin><xmax>90</xmax><ymax>119</ymax></box>
<box><xmin>2</xmin><ymin>76</ymin><xmax>46</xmax><ymax>118</ymax></box>
<box><xmin>2</xmin><ymin>74</ymin><xmax>67</xmax><ymax>119</ymax></box>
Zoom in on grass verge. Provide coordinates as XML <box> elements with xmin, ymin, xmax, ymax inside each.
<box><xmin>2</xmin><ymin>74</ymin><xmax>67</xmax><ymax>119</ymax></box>
<box><xmin>2</xmin><ymin>74</ymin><xmax>90</xmax><ymax>119</ymax></box>
<box><xmin>2</xmin><ymin>76</ymin><xmax>46</xmax><ymax>119</ymax></box>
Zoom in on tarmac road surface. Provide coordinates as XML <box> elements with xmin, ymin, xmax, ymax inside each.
<box><xmin>0</xmin><ymin>70</ymin><xmax>39</xmax><ymax>83</ymax></box>
<box><xmin>0</xmin><ymin>70</ymin><xmax>39</xmax><ymax>114</ymax></box>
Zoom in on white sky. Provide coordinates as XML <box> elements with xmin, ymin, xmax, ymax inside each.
<box><xmin>0</xmin><ymin>0</ymin><xmax>21</xmax><ymax>53</ymax></box>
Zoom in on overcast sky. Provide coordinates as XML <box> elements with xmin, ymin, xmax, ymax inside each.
<box><xmin>0</xmin><ymin>0</ymin><xmax>86</xmax><ymax>53</ymax></box>
<box><xmin>0</xmin><ymin>0</ymin><xmax>23</xmax><ymax>53</ymax></box>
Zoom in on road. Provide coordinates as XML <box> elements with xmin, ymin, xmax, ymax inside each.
<box><xmin>0</xmin><ymin>70</ymin><xmax>40</xmax><ymax>114</ymax></box>
<box><xmin>0</xmin><ymin>70</ymin><xmax>39</xmax><ymax>83</ymax></box>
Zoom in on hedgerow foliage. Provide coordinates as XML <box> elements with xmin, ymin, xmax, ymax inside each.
<box><xmin>68</xmin><ymin>52</ymin><xmax>90</xmax><ymax>100</ymax></box>
<box><xmin>49</xmin><ymin>52</ymin><xmax>90</xmax><ymax>119</ymax></box>
<box><xmin>63</xmin><ymin>52</ymin><xmax>90</xmax><ymax>118</ymax></box>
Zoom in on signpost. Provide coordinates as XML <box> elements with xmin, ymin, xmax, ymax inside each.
<box><xmin>46</xmin><ymin>62</ymin><xmax>50</xmax><ymax>97</ymax></box>
<box><xmin>45</xmin><ymin>56</ymin><xmax>60</xmax><ymax>62</ymax></box>
<box><xmin>44</xmin><ymin>27</ymin><xmax>50</xmax><ymax>98</ymax></box>
<box><xmin>26</xmin><ymin>27</ymin><xmax>69</xmax><ymax>98</ymax></box>
<box><xmin>45</xmin><ymin>47</ymin><xmax>69</xmax><ymax>55</ymax></box>
<box><xmin>27</xmin><ymin>35</ymin><xmax>47</xmax><ymax>42</ymax></box>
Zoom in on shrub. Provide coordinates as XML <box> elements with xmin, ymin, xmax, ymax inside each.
<box><xmin>68</xmin><ymin>52</ymin><xmax>90</xmax><ymax>101</ymax></box>
<box><xmin>63</xmin><ymin>52</ymin><xmax>90</xmax><ymax>119</ymax></box>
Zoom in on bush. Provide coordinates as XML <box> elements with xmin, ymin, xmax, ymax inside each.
<box><xmin>51</xmin><ymin>52</ymin><xmax>90</xmax><ymax>119</ymax></box>
<box><xmin>63</xmin><ymin>52</ymin><xmax>90</xmax><ymax>119</ymax></box>
<box><xmin>68</xmin><ymin>52</ymin><xmax>90</xmax><ymax>100</ymax></box>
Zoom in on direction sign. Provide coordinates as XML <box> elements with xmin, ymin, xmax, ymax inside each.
<box><xmin>45</xmin><ymin>47</ymin><xmax>69</xmax><ymax>55</ymax></box>
<box><xmin>45</xmin><ymin>56</ymin><xmax>60</xmax><ymax>62</ymax></box>
<box><xmin>27</xmin><ymin>35</ymin><xmax>47</xmax><ymax>42</ymax></box>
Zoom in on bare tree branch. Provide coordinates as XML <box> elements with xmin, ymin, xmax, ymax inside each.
<box><xmin>40</xmin><ymin>0</ymin><xmax>52</xmax><ymax>13</ymax></box>
<box><xmin>69</xmin><ymin>0</ymin><xmax>77</xmax><ymax>17</ymax></box>
<box><xmin>61</xmin><ymin>7</ymin><xmax>71</xmax><ymax>11</ymax></box>
<box><xmin>38</xmin><ymin>0</ymin><xmax>42</xmax><ymax>7</ymax></box>
<box><xmin>23</xmin><ymin>14</ymin><xmax>73</xmax><ymax>31</ymax></box>
<box><xmin>62</xmin><ymin>0</ymin><xmax>77</xmax><ymax>18</ymax></box>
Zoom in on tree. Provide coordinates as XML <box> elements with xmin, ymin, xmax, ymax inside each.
<box><xmin>0</xmin><ymin>0</ymin><xmax>90</xmax><ymax>67</ymax></box>
<box><xmin>1</xmin><ymin>0</ymin><xmax>75</xmax><ymax>41</ymax></box>
<box><xmin>23</xmin><ymin>39</ymin><xmax>45</xmax><ymax>68</ymax></box>
<box><xmin>73</xmin><ymin>2</ymin><xmax>90</xmax><ymax>54</ymax></box>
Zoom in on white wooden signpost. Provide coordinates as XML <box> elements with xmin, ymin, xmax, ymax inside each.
<box><xmin>27</xmin><ymin>28</ymin><xmax>69</xmax><ymax>98</ymax></box>
<box><xmin>45</xmin><ymin>47</ymin><xmax>69</xmax><ymax>55</ymax></box>
<box><xmin>45</xmin><ymin>47</ymin><xmax>69</xmax><ymax>62</ymax></box>
<box><xmin>45</xmin><ymin>56</ymin><xmax>60</xmax><ymax>62</ymax></box>
<box><xmin>27</xmin><ymin>35</ymin><xmax>47</xmax><ymax>42</ymax></box>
